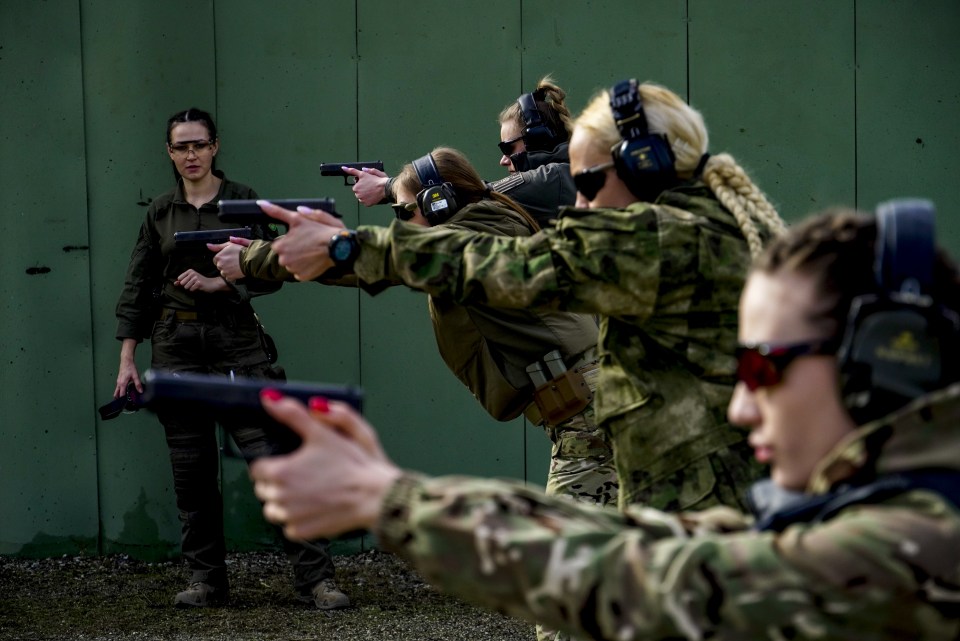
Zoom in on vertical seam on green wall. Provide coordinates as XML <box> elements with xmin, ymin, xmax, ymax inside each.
<box><xmin>853</xmin><ymin>0</ymin><xmax>859</xmax><ymax>210</ymax></box>
<box><xmin>519</xmin><ymin>0</ymin><xmax>528</xmax><ymax>484</ymax></box>
<box><xmin>685</xmin><ymin>0</ymin><xmax>690</xmax><ymax>101</ymax></box>
<box><xmin>77</xmin><ymin>0</ymin><xmax>104</xmax><ymax>557</ymax></box>
<box><xmin>212</xmin><ymin>0</ymin><xmax>219</xmax><ymax>122</ymax></box>
<box><xmin>519</xmin><ymin>0</ymin><xmax>525</xmax><ymax>92</ymax></box>
<box><xmin>355</xmin><ymin>0</ymin><xmax>363</xmax><ymax>389</ymax></box>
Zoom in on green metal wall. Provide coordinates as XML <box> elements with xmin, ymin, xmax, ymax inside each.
<box><xmin>2</xmin><ymin>0</ymin><xmax>958</xmax><ymax>559</ymax></box>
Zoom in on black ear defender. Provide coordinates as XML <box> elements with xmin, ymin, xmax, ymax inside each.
<box><xmin>506</xmin><ymin>89</ymin><xmax>567</xmax><ymax>172</ymax></box>
<box><xmin>412</xmin><ymin>153</ymin><xmax>461</xmax><ymax>226</ymax></box>
<box><xmin>837</xmin><ymin>198</ymin><xmax>960</xmax><ymax>423</ymax></box>
<box><xmin>608</xmin><ymin>79</ymin><xmax>677</xmax><ymax>203</ymax></box>
<box><xmin>517</xmin><ymin>89</ymin><xmax>565</xmax><ymax>152</ymax></box>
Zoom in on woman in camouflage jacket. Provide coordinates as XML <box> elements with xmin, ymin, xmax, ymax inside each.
<box><xmin>252</xmin><ymin>206</ymin><xmax>960</xmax><ymax>640</ymax></box>
<box><xmin>259</xmin><ymin>79</ymin><xmax>786</xmax><ymax>511</ymax></box>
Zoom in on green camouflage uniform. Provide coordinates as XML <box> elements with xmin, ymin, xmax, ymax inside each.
<box><xmin>352</xmin><ymin>182</ymin><xmax>763</xmax><ymax>510</ymax></box>
<box><xmin>375</xmin><ymin>383</ymin><xmax>960</xmax><ymax>640</ymax></box>
<box><xmin>425</xmin><ymin>201</ymin><xmax>617</xmax><ymax>509</ymax></box>
<box><xmin>238</xmin><ymin>202</ymin><xmax>618</xmax><ymax>508</ymax></box>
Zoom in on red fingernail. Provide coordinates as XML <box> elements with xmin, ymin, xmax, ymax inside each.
<box><xmin>261</xmin><ymin>388</ymin><xmax>283</xmax><ymax>402</ymax></box>
<box><xmin>309</xmin><ymin>396</ymin><xmax>329</xmax><ymax>413</ymax></box>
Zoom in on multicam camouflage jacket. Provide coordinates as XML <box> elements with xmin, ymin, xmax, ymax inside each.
<box><xmin>375</xmin><ymin>383</ymin><xmax>960</xmax><ymax>640</ymax></box>
<box><xmin>353</xmin><ymin>183</ymin><xmax>762</xmax><ymax>508</ymax></box>
<box><xmin>237</xmin><ymin>200</ymin><xmax>598</xmax><ymax>422</ymax></box>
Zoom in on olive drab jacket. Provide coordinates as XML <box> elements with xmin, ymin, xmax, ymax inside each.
<box><xmin>420</xmin><ymin>200</ymin><xmax>597</xmax><ymax>421</ymax></box>
<box><xmin>353</xmin><ymin>183</ymin><xmax>763</xmax><ymax>508</ymax></box>
<box><xmin>375</xmin><ymin>382</ymin><xmax>960</xmax><ymax>640</ymax></box>
<box><xmin>116</xmin><ymin>171</ymin><xmax>279</xmax><ymax>341</ymax></box>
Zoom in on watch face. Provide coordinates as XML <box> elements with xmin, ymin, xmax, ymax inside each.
<box><xmin>331</xmin><ymin>232</ymin><xmax>357</xmax><ymax>264</ymax></box>
<box><xmin>332</xmin><ymin>237</ymin><xmax>351</xmax><ymax>261</ymax></box>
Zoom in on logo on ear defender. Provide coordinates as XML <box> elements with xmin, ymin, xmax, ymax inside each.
<box><xmin>875</xmin><ymin>331</ymin><xmax>933</xmax><ymax>367</ymax></box>
<box><xmin>629</xmin><ymin>146</ymin><xmax>656</xmax><ymax>170</ymax></box>
<box><xmin>428</xmin><ymin>192</ymin><xmax>448</xmax><ymax>212</ymax></box>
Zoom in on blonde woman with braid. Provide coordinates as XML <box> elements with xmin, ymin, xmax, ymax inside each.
<box><xmin>256</xmin><ymin>78</ymin><xmax>787</xmax><ymax>513</ymax></box>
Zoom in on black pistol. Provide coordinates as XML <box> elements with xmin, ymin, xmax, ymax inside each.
<box><xmin>97</xmin><ymin>382</ymin><xmax>145</xmax><ymax>421</ymax></box>
<box><xmin>218</xmin><ymin>198</ymin><xmax>340</xmax><ymax>226</ymax></box>
<box><xmin>173</xmin><ymin>227</ymin><xmax>253</xmax><ymax>248</ymax></box>
<box><xmin>140</xmin><ymin>369</ymin><xmax>364</xmax><ymax>458</ymax></box>
<box><xmin>320</xmin><ymin>161</ymin><xmax>384</xmax><ymax>185</ymax></box>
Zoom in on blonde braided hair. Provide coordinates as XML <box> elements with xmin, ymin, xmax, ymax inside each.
<box><xmin>575</xmin><ymin>82</ymin><xmax>787</xmax><ymax>257</ymax></box>
<box><xmin>702</xmin><ymin>153</ymin><xmax>786</xmax><ymax>258</ymax></box>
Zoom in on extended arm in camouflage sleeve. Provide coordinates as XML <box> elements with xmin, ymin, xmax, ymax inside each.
<box><xmin>239</xmin><ymin>239</ymin><xmax>296</xmax><ymax>282</ymax></box>
<box><xmin>353</xmin><ymin>207</ymin><xmax>662</xmax><ymax>319</ymax></box>
<box><xmin>237</xmin><ymin>238</ymin><xmax>370</xmax><ymax>290</ymax></box>
<box><xmin>377</xmin><ymin>474</ymin><xmax>958</xmax><ymax>640</ymax></box>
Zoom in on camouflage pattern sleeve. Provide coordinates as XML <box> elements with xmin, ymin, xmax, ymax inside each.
<box><xmin>375</xmin><ymin>474</ymin><xmax>960</xmax><ymax>640</ymax></box>
<box><xmin>354</xmin><ymin>207</ymin><xmax>662</xmax><ymax>319</ymax></box>
<box><xmin>239</xmin><ymin>239</ymin><xmax>295</xmax><ymax>282</ymax></box>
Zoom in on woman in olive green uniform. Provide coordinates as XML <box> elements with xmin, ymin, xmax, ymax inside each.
<box><xmin>113</xmin><ymin>108</ymin><xmax>346</xmax><ymax>610</ymax></box>
<box><xmin>388</xmin><ymin>148</ymin><xmax>617</xmax><ymax>508</ymax></box>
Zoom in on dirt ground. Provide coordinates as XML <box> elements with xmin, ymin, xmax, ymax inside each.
<box><xmin>0</xmin><ymin>548</ymin><xmax>534</xmax><ymax>641</ymax></box>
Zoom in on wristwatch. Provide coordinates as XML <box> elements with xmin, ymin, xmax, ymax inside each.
<box><xmin>329</xmin><ymin>229</ymin><xmax>360</xmax><ymax>268</ymax></box>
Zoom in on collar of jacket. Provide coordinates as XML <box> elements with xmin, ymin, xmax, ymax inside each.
<box><xmin>523</xmin><ymin>142</ymin><xmax>569</xmax><ymax>171</ymax></box>
<box><xmin>809</xmin><ymin>381</ymin><xmax>960</xmax><ymax>493</ymax></box>
<box><xmin>747</xmin><ymin>382</ymin><xmax>960</xmax><ymax>530</ymax></box>
<box><xmin>442</xmin><ymin>199</ymin><xmax>537</xmax><ymax>235</ymax></box>
<box><xmin>172</xmin><ymin>168</ymin><xmax>226</xmax><ymax>205</ymax></box>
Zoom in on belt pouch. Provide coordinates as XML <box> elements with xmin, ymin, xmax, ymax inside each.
<box><xmin>532</xmin><ymin>368</ymin><xmax>592</xmax><ymax>426</ymax></box>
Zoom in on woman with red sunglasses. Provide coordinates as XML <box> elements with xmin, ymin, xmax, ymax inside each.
<box><xmin>257</xmin><ymin>80</ymin><xmax>786</xmax><ymax>514</ymax></box>
<box><xmin>251</xmin><ymin>205</ymin><xmax>960</xmax><ymax>639</ymax></box>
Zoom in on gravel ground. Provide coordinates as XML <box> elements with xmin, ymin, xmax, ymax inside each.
<box><xmin>0</xmin><ymin>549</ymin><xmax>534</xmax><ymax>641</ymax></box>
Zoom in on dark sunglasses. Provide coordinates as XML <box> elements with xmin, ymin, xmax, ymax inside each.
<box><xmin>735</xmin><ymin>339</ymin><xmax>838</xmax><ymax>391</ymax></box>
<box><xmin>391</xmin><ymin>201</ymin><xmax>418</xmax><ymax>221</ymax></box>
<box><xmin>572</xmin><ymin>161</ymin><xmax>616</xmax><ymax>201</ymax></box>
<box><xmin>498</xmin><ymin>134</ymin><xmax>524</xmax><ymax>157</ymax></box>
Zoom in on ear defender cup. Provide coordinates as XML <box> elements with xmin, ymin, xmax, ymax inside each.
<box><xmin>608</xmin><ymin>79</ymin><xmax>677</xmax><ymax>203</ymax></box>
<box><xmin>836</xmin><ymin>198</ymin><xmax>959</xmax><ymax>423</ymax></box>
<box><xmin>517</xmin><ymin>90</ymin><xmax>562</xmax><ymax>152</ymax></box>
<box><xmin>412</xmin><ymin>153</ymin><xmax>460</xmax><ymax>226</ymax></box>
<box><xmin>508</xmin><ymin>90</ymin><xmax>567</xmax><ymax>172</ymax></box>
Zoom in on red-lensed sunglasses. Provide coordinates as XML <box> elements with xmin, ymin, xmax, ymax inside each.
<box><xmin>735</xmin><ymin>339</ymin><xmax>838</xmax><ymax>390</ymax></box>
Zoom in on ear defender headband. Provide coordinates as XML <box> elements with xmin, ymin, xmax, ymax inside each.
<box><xmin>608</xmin><ymin>79</ymin><xmax>677</xmax><ymax>203</ymax></box>
<box><xmin>836</xmin><ymin>198</ymin><xmax>959</xmax><ymax>423</ymax></box>
<box><xmin>412</xmin><ymin>153</ymin><xmax>460</xmax><ymax>226</ymax></box>
<box><xmin>517</xmin><ymin>89</ymin><xmax>565</xmax><ymax>152</ymax></box>
<box><xmin>506</xmin><ymin>89</ymin><xmax>567</xmax><ymax>172</ymax></box>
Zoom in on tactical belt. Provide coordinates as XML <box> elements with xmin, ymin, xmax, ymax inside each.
<box><xmin>159</xmin><ymin>307</ymin><xmax>252</xmax><ymax>324</ymax></box>
<box><xmin>160</xmin><ymin>308</ymin><xmax>202</xmax><ymax>322</ymax></box>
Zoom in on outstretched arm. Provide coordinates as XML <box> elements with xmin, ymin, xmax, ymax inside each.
<box><xmin>344</xmin><ymin>166</ymin><xmax>394</xmax><ymax>207</ymax></box>
<box><xmin>258</xmin><ymin>200</ymin><xmax>345</xmax><ymax>282</ymax></box>
<box><xmin>251</xmin><ymin>393</ymin><xmax>402</xmax><ymax>538</ymax></box>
